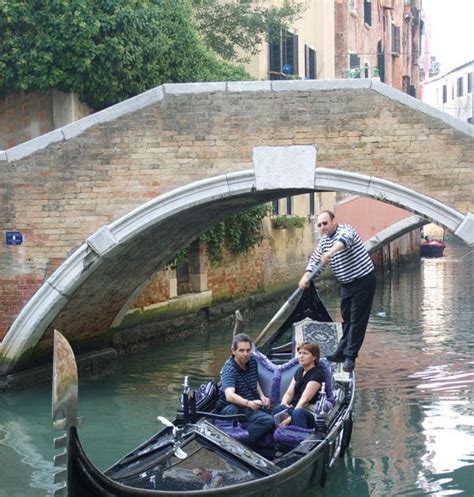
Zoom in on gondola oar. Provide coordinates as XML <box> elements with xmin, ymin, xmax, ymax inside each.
<box><xmin>254</xmin><ymin>263</ymin><xmax>325</xmax><ymax>347</ymax></box>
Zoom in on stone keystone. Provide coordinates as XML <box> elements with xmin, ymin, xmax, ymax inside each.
<box><xmin>253</xmin><ymin>145</ymin><xmax>317</xmax><ymax>191</ymax></box>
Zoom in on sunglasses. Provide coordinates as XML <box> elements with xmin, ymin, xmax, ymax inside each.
<box><xmin>317</xmin><ymin>221</ymin><xmax>329</xmax><ymax>228</ymax></box>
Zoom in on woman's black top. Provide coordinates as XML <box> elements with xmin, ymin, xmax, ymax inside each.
<box><xmin>292</xmin><ymin>365</ymin><xmax>324</xmax><ymax>406</ymax></box>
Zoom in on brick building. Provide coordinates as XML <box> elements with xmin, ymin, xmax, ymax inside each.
<box><xmin>335</xmin><ymin>0</ymin><xmax>423</xmax><ymax>97</ymax></box>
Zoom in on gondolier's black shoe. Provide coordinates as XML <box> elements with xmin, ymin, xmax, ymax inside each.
<box><xmin>343</xmin><ymin>358</ymin><xmax>355</xmax><ymax>373</ymax></box>
<box><xmin>325</xmin><ymin>353</ymin><xmax>344</xmax><ymax>363</ymax></box>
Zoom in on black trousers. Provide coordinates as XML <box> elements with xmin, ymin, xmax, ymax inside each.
<box><xmin>336</xmin><ymin>271</ymin><xmax>376</xmax><ymax>359</ymax></box>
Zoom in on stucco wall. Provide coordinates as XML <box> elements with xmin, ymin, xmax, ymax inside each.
<box><xmin>0</xmin><ymin>90</ymin><xmax>91</xmax><ymax>149</ymax></box>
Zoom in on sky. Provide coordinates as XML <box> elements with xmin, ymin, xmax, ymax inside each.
<box><xmin>423</xmin><ymin>0</ymin><xmax>474</xmax><ymax>73</ymax></box>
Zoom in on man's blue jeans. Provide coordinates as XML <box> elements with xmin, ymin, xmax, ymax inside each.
<box><xmin>272</xmin><ymin>403</ymin><xmax>316</xmax><ymax>429</ymax></box>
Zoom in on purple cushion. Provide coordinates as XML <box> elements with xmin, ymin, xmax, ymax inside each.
<box><xmin>214</xmin><ymin>420</ymin><xmax>249</xmax><ymax>442</ymax></box>
<box><xmin>259</xmin><ymin>431</ymin><xmax>275</xmax><ymax>448</ymax></box>
<box><xmin>274</xmin><ymin>425</ymin><xmax>313</xmax><ymax>446</ymax></box>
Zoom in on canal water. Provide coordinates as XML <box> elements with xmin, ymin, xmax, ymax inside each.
<box><xmin>0</xmin><ymin>239</ymin><xmax>472</xmax><ymax>497</ymax></box>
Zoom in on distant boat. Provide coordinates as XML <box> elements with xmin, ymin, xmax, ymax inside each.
<box><xmin>420</xmin><ymin>237</ymin><xmax>446</xmax><ymax>257</ymax></box>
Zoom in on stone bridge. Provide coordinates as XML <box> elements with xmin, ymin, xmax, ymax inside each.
<box><xmin>1</xmin><ymin>79</ymin><xmax>472</xmax><ymax>375</ymax></box>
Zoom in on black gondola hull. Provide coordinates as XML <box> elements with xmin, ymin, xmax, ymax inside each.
<box><xmin>53</xmin><ymin>284</ymin><xmax>355</xmax><ymax>497</ymax></box>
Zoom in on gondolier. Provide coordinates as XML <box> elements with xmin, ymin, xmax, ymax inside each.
<box><xmin>299</xmin><ymin>210</ymin><xmax>376</xmax><ymax>373</ymax></box>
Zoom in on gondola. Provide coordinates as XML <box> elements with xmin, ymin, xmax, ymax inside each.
<box><xmin>420</xmin><ymin>237</ymin><xmax>446</xmax><ymax>257</ymax></box>
<box><xmin>52</xmin><ymin>269</ymin><xmax>355</xmax><ymax>497</ymax></box>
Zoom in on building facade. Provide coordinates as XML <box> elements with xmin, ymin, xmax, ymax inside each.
<box><xmin>335</xmin><ymin>0</ymin><xmax>423</xmax><ymax>96</ymax></box>
<box><xmin>422</xmin><ymin>60</ymin><xmax>474</xmax><ymax>124</ymax></box>
<box><xmin>245</xmin><ymin>0</ymin><xmax>336</xmax><ymax>80</ymax></box>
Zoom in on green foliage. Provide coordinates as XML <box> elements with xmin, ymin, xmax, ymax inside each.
<box><xmin>166</xmin><ymin>245</ymin><xmax>190</xmax><ymax>271</ymax></box>
<box><xmin>166</xmin><ymin>205</ymin><xmax>270</xmax><ymax>268</ymax></box>
<box><xmin>192</xmin><ymin>0</ymin><xmax>305</xmax><ymax>62</ymax></box>
<box><xmin>272</xmin><ymin>215</ymin><xmax>307</xmax><ymax>230</ymax></box>
<box><xmin>0</xmin><ymin>0</ymin><xmax>248</xmax><ymax>109</ymax></box>
<box><xmin>199</xmin><ymin>221</ymin><xmax>226</xmax><ymax>263</ymax></box>
<box><xmin>200</xmin><ymin>204</ymin><xmax>271</xmax><ymax>263</ymax></box>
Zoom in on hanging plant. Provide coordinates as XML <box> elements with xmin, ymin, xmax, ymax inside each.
<box><xmin>166</xmin><ymin>205</ymin><xmax>271</xmax><ymax>267</ymax></box>
<box><xmin>271</xmin><ymin>215</ymin><xmax>307</xmax><ymax>230</ymax></box>
<box><xmin>200</xmin><ymin>204</ymin><xmax>271</xmax><ymax>263</ymax></box>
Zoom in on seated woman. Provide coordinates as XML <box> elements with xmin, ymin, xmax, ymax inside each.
<box><xmin>272</xmin><ymin>342</ymin><xmax>324</xmax><ymax>429</ymax></box>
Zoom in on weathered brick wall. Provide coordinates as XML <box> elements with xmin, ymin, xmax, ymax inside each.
<box><xmin>335</xmin><ymin>0</ymin><xmax>420</xmax><ymax>93</ymax></box>
<box><xmin>0</xmin><ymin>82</ymin><xmax>472</xmax><ymax>343</ymax></box>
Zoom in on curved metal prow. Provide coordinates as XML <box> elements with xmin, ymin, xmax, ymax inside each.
<box><xmin>52</xmin><ymin>330</ymin><xmax>85</xmax><ymax>496</ymax></box>
<box><xmin>232</xmin><ymin>310</ymin><xmax>245</xmax><ymax>337</ymax></box>
<box><xmin>157</xmin><ymin>416</ymin><xmax>187</xmax><ymax>459</ymax></box>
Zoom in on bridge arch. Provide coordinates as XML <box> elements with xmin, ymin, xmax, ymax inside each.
<box><xmin>1</xmin><ymin>145</ymin><xmax>471</xmax><ymax>373</ymax></box>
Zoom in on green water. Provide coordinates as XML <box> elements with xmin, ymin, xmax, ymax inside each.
<box><xmin>1</xmin><ymin>240</ymin><xmax>473</xmax><ymax>496</ymax></box>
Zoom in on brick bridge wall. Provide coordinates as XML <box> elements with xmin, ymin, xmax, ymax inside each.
<box><xmin>1</xmin><ymin>80</ymin><xmax>472</xmax><ymax>353</ymax></box>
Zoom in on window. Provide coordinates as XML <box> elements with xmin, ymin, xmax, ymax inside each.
<box><xmin>305</xmin><ymin>45</ymin><xmax>317</xmax><ymax>79</ymax></box>
<box><xmin>468</xmin><ymin>73</ymin><xmax>473</xmax><ymax>93</ymax></box>
<box><xmin>391</xmin><ymin>25</ymin><xmax>400</xmax><ymax>55</ymax></box>
<box><xmin>442</xmin><ymin>84</ymin><xmax>447</xmax><ymax>103</ymax></box>
<box><xmin>269</xmin><ymin>31</ymin><xmax>299</xmax><ymax>80</ymax></box>
<box><xmin>402</xmin><ymin>75</ymin><xmax>410</xmax><ymax>94</ymax></box>
<box><xmin>377</xmin><ymin>41</ymin><xmax>385</xmax><ymax>82</ymax></box>
<box><xmin>364</xmin><ymin>0</ymin><xmax>372</xmax><ymax>26</ymax></box>
<box><xmin>269</xmin><ymin>37</ymin><xmax>281</xmax><ymax>78</ymax></box>
<box><xmin>286</xmin><ymin>196</ymin><xmax>293</xmax><ymax>215</ymax></box>
<box><xmin>308</xmin><ymin>193</ymin><xmax>315</xmax><ymax>216</ymax></box>
<box><xmin>272</xmin><ymin>199</ymin><xmax>280</xmax><ymax>215</ymax></box>
<box><xmin>349</xmin><ymin>53</ymin><xmax>361</xmax><ymax>78</ymax></box>
<box><xmin>457</xmin><ymin>76</ymin><xmax>464</xmax><ymax>97</ymax></box>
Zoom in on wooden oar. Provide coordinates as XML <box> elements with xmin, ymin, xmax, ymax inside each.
<box><xmin>254</xmin><ymin>264</ymin><xmax>325</xmax><ymax>346</ymax></box>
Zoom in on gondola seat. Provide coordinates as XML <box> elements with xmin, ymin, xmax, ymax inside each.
<box><xmin>253</xmin><ymin>353</ymin><xmax>337</xmax><ymax>409</ymax></box>
<box><xmin>262</xmin><ymin>356</ymin><xmax>339</xmax><ymax>448</ymax></box>
<box><xmin>214</xmin><ymin>355</ymin><xmax>338</xmax><ymax>449</ymax></box>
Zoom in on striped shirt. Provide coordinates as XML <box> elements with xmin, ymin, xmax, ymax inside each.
<box><xmin>220</xmin><ymin>356</ymin><xmax>259</xmax><ymax>400</ymax></box>
<box><xmin>306</xmin><ymin>223</ymin><xmax>374</xmax><ymax>284</ymax></box>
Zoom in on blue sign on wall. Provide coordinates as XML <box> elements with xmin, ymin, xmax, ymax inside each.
<box><xmin>282</xmin><ymin>63</ymin><xmax>292</xmax><ymax>75</ymax></box>
<box><xmin>6</xmin><ymin>231</ymin><xmax>23</xmax><ymax>245</ymax></box>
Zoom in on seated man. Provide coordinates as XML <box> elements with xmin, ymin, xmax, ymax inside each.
<box><xmin>217</xmin><ymin>333</ymin><xmax>275</xmax><ymax>446</ymax></box>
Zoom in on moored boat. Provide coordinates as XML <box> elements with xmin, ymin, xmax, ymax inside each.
<box><xmin>52</xmin><ymin>274</ymin><xmax>355</xmax><ymax>497</ymax></box>
<box><xmin>420</xmin><ymin>237</ymin><xmax>446</xmax><ymax>257</ymax></box>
